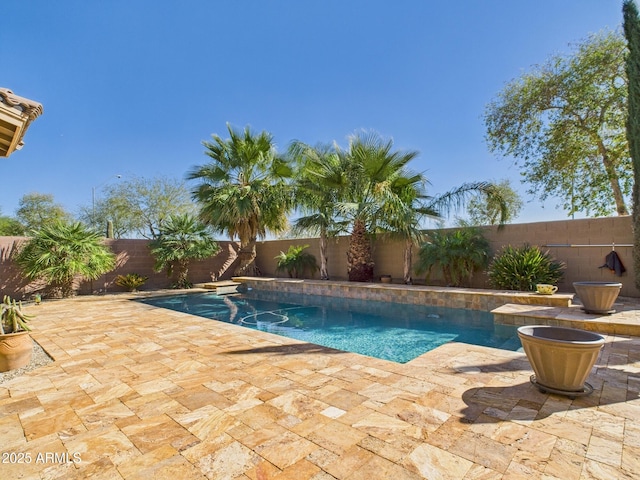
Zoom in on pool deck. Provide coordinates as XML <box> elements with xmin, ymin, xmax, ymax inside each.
<box><xmin>1</xmin><ymin>290</ymin><xmax>639</xmax><ymax>479</ymax></box>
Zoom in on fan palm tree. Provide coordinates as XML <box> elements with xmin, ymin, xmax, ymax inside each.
<box><xmin>188</xmin><ymin>124</ymin><xmax>292</xmax><ymax>276</ymax></box>
<box><xmin>149</xmin><ymin>214</ymin><xmax>220</xmax><ymax>289</ymax></box>
<box><xmin>16</xmin><ymin>221</ymin><xmax>116</xmax><ymax>298</ymax></box>
<box><xmin>378</xmin><ymin>182</ymin><xmax>437</xmax><ymax>284</ymax></box>
<box><xmin>289</xmin><ymin>141</ymin><xmax>350</xmax><ymax>280</ymax></box>
<box><xmin>337</xmin><ymin>131</ymin><xmax>422</xmax><ymax>282</ymax></box>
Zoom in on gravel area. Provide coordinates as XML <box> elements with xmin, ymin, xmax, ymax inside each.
<box><xmin>0</xmin><ymin>340</ymin><xmax>54</xmax><ymax>384</ymax></box>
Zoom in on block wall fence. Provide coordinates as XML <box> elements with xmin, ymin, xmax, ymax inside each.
<box><xmin>1</xmin><ymin>216</ymin><xmax>638</xmax><ymax>299</ymax></box>
<box><xmin>254</xmin><ymin>216</ymin><xmax>639</xmax><ymax>298</ymax></box>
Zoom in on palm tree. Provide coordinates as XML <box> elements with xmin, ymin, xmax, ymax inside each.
<box><xmin>378</xmin><ymin>184</ymin><xmax>436</xmax><ymax>284</ymax></box>
<box><xmin>189</xmin><ymin>124</ymin><xmax>292</xmax><ymax>276</ymax></box>
<box><xmin>274</xmin><ymin>244</ymin><xmax>319</xmax><ymax>278</ymax></box>
<box><xmin>337</xmin><ymin>131</ymin><xmax>422</xmax><ymax>282</ymax></box>
<box><xmin>16</xmin><ymin>221</ymin><xmax>116</xmax><ymax>297</ymax></box>
<box><xmin>149</xmin><ymin>214</ymin><xmax>220</xmax><ymax>289</ymax></box>
<box><xmin>289</xmin><ymin>142</ymin><xmax>349</xmax><ymax>280</ymax></box>
<box><xmin>414</xmin><ymin>228</ymin><xmax>491</xmax><ymax>287</ymax></box>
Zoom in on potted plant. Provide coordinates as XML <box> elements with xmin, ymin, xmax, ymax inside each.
<box><xmin>0</xmin><ymin>295</ymin><xmax>34</xmax><ymax>372</ymax></box>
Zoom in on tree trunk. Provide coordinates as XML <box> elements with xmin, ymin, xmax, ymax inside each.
<box><xmin>598</xmin><ymin>140</ymin><xmax>629</xmax><ymax>215</ymax></box>
<box><xmin>346</xmin><ymin>218</ymin><xmax>374</xmax><ymax>282</ymax></box>
<box><xmin>176</xmin><ymin>259</ymin><xmax>190</xmax><ymax>288</ymax></box>
<box><xmin>319</xmin><ymin>229</ymin><xmax>329</xmax><ymax>280</ymax></box>
<box><xmin>403</xmin><ymin>239</ymin><xmax>413</xmax><ymax>284</ymax></box>
<box><xmin>234</xmin><ymin>238</ymin><xmax>259</xmax><ymax>276</ymax></box>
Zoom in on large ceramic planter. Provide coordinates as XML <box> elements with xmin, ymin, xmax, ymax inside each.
<box><xmin>0</xmin><ymin>331</ymin><xmax>33</xmax><ymax>372</ymax></box>
<box><xmin>573</xmin><ymin>281</ymin><xmax>622</xmax><ymax>314</ymax></box>
<box><xmin>517</xmin><ymin>325</ymin><xmax>604</xmax><ymax>397</ymax></box>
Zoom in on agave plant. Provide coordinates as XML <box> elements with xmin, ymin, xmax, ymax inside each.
<box><xmin>275</xmin><ymin>245</ymin><xmax>319</xmax><ymax>278</ymax></box>
<box><xmin>1</xmin><ymin>295</ymin><xmax>33</xmax><ymax>334</ymax></box>
<box><xmin>488</xmin><ymin>244</ymin><xmax>565</xmax><ymax>291</ymax></box>
<box><xmin>114</xmin><ymin>273</ymin><xmax>149</xmax><ymax>292</ymax></box>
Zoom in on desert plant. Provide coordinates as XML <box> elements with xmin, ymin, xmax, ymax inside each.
<box><xmin>115</xmin><ymin>273</ymin><xmax>149</xmax><ymax>292</ymax></box>
<box><xmin>1</xmin><ymin>295</ymin><xmax>33</xmax><ymax>334</ymax></box>
<box><xmin>275</xmin><ymin>245</ymin><xmax>319</xmax><ymax>278</ymax></box>
<box><xmin>16</xmin><ymin>221</ymin><xmax>116</xmax><ymax>297</ymax></box>
<box><xmin>415</xmin><ymin>228</ymin><xmax>491</xmax><ymax>287</ymax></box>
<box><xmin>488</xmin><ymin>244</ymin><xmax>565</xmax><ymax>291</ymax></box>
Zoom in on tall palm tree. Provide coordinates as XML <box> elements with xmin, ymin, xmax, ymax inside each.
<box><xmin>149</xmin><ymin>214</ymin><xmax>220</xmax><ymax>289</ymax></box>
<box><xmin>188</xmin><ymin>124</ymin><xmax>292</xmax><ymax>276</ymax></box>
<box><xmin>337</xmin><ymin>131</ymin><xmax>423</xmax><ymax>282</ymax></box>
<box><xmin>289</xmin><ymin>141</ymin><xmax>350</xmax><ymax>280</ymax></box>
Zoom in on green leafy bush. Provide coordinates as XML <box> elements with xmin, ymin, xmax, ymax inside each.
<box><xmin>115</xmin><ymin>273</ymin><xmax>148</xmax><ymax>292</ymax></box>
<box><xmin>275</xmin><ymin>245</ymin><xmax>319</xmax><ymax>278</ymax></box>
<box><xmin>414</xmin><ymin>228</ymin><xmax>491</xmax><ymax>287</ymax></box>
<box><xmin>488</xmin><ymin>244</ymin><xmax>565</xmax><ymax>291</ymax></box>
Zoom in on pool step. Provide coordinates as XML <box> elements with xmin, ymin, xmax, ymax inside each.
<box><xmin>202</xmin><ymin>281</ymin><xmax>242</xmax><ymax>295</ymax></box>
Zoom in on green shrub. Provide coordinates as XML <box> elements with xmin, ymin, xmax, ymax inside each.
<box><xmin>115</xmin><ymin>273</ymin><xmax>148</xmax><ymax>292</ymax></box>
<box><xmin>414</xmin><ymin>228</ymin><xmax>491</xmax><ymax>287</ymax></box>
<box><xmin>275</xmin><ymin>245</ymin><xmax>319</xmax><ymax>278</ymax></box>
<box><xmin>16</xmin><ymin>221</ymin><xmax>116</xmax><ymax>298</ymax></box>
<box><xmin>488</xmin><ymin>244</ymin><xmax>565</xmax><ymax>291</ymax></box>
<box><xmin>149</xmin><ymin>214</ymin><xmax>220</xmax><ymax>289</ymax></box>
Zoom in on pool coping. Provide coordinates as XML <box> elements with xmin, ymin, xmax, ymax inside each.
<box><xmin>231</xmin><ymin>277</ymin><xmax>574</xmax><ymax>310</ymax></box>
<box><xmin>231</xmin><ymin>277</ymin><xmax>640</xmax><ymax>337</ymax></box>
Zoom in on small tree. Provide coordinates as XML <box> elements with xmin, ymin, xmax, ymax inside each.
<box><xmin>0</xmin><ymin>214</ymin><xmax>25</xmax><ymax>235</ymax></box>
<box><xmin>16</xmin><ymin>193</ymin><xmax>72</xmax><ymax>231</ymax></box>
<box><xmin>16</xmin><ymin>222</ymin><xmax>116</xmax><ymax>297</ymax></box>
<box><xmin>149</xmin><ymin>214</ymin><xmax>220</xmax><ymax>289</ymax></box>
<box><xmin>275</xmin><ymin>245</ymin><xmax>319</xmax><ymax>278</ymax></box>
<box><xmin>80</xmin><ymin>176</ymin><xmax>198</xmax><ymax>239</ymax></box>
<box><xmin>415</xmin><ymin>228</ymin><xmax>491</xmax><ymax>287</ymax></box>
<box><xmin>464</xmin><ymin>179</ymin><xmax>522</xmax><ymax>226</ymax></box>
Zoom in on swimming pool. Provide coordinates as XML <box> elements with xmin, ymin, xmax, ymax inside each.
<box><xmin>139</xmin><ymin>290</ymin><xmax>521</xmax><ymax>363</ymax></box>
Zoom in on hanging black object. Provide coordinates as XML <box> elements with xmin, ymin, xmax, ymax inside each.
<box><xmin>599</xmin><ymin>250</ymin><xmax>626</xmax><ymax>276</ymax></box>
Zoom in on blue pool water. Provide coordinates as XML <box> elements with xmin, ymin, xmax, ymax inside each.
<box><xmin>139</xmin><ymin>290</ymin><xmax>521</xmax><ymax>363</ymax></box>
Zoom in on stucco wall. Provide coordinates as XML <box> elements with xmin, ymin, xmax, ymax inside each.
<box><xmin>0</xmin><ymin>237</ymin><xmax>240</xmax><ymax>298</ymax></box>
<box><xmin>1</xmin><ymin>216</ymin><xmax>637</xmax><ymax>299</ymax></box>
<box><xmin>255</xmin><ymin>216</ymin><xmax>638</xmax><ymax>297</ymax></box>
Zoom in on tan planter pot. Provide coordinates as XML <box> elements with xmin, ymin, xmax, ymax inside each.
<box><xmin>518</xmin><ymin>325</ymin><xmax>604</xmax><ymax>397</ymax></box>
<box><xmin>573</xmin><ymin>281</ymin><xmax>622</xmax><ymax>314</ymax></box>
<box><xmin>380</xmin><ymin>275</ymin><xmax>392</xmax><ymax>284</ymax></box>
<box><xmin>0</xmin><ymin>331</ymin><xmax>33</xmax><ymax>372</ymax></box>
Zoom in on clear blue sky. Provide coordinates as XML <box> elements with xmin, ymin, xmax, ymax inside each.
<box><xmin>1</xmin><ymin>0</ymin><xmax>625</xmax><ymax>226</ymax></box>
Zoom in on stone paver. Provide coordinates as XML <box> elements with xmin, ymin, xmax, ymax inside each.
<box><xmin>0</xmin><ymin>292</ymin><xmax>639</xmax><ymax>479</ymax></box>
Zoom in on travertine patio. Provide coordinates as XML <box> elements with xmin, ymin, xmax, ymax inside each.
<box><xmin>1</xmin><ymin>292</ymin><xmax>639</xmax><ymax>479</ymax></box>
